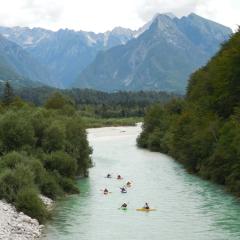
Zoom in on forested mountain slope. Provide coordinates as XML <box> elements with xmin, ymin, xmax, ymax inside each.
<box><xmin>138</xmin><ymin>29</ymin><xmax>240</xmax><ymax>196</ymax></box>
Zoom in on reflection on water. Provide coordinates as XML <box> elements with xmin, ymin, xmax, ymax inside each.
<box><xmin>42</xmin><ymin>126</ymin><xmax>240</xmax><ymax>240</ymax></box>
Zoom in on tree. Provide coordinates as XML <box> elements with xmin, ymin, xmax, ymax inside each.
<box><xmin>45</xmin><ymin>92</ymin><xmax>74</xmax><ymax>110</ymax></box>
<box><xmin>3</xmin><ymin>81</ymin><xmax>14</xmax><ymax>106</ymax></box>
<box><xmin>65</xmin><ymin>118</ymin><xmax>92</xmax><ymax>176</ymax></box>
<box><xmin>0</xmin><ymin>111</ymin><xmax>35</xmax><ymax>152</ymax></box>
<box><xmin>138</xmin><ymin>29</ymin><xmax>240</xmax><ymax>197</ymax></box>
<box><xmin>42</xmin><ymin>123</ymin><xmax>65</xmax><ymax>153</ymax></box>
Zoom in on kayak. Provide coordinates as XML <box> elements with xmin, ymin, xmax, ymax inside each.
<box><xmin>120</xmin><ymin>207</ymin><xmax>127</xmax><ymax>211</ymax></box>
<box><xmin>136</xmin><ymin>208</ymin><xmax>156</xmax><ymax>212</ymax></box>
<box><xmin>121</xmin><ymin>191</ymin><xmax>127</xmax><ymax>193</ymax></box>
<box><xmin>102</xmin><ymin>191</ymin><xmax>112</xmax><ymax>195</ymax></box>
<box><xmin>103</xmin><ymin>192</ymin><xmax>112</xmax><ymax>195</ymax></box>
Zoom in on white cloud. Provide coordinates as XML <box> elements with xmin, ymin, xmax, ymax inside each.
<box><xmin>137</xmin><ymin>0</ymin><xmax>198</xmax><ymax>21</ymax></box>
<box><xmin>195</xmin><ymin>0</ymin><xmax>240</xmax><ymax>31</ymax></box>
<box><xmin>0</xmin><ymin>0</ymin><xmax>143</xmax><ymax>32</ymax></box>
<box><xmin>138</xmin><ymin>0</ymin><xmax>240</xmax><ymax>31</ymax></box>
<box><xmin>0</xmin><ymin>0</ymin><xmax>238</xmax><ymax>32</ymax></box>
<box><xmin>0</xmin><ymin>0</ymin><xmax>63</xmax><ymax>28</ymax></box>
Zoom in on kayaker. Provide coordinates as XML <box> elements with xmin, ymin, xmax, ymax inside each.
<box><xmin>121</xmin><ymin>203</ymin><xmax>127</xmax><ymax>208</ymax></box>
<box><xmin>106</xmin><ymin>174</ymin><xmax>112</xmax><ymax>178</ymax></box>
<box><xmin>143</xmin><ymin>202</ymin><xmax>150</xmax><ymax>209</ymax></box>
<box><xmin>120</xmin><ymin>187</ymin><xmax>127</xmax><ymax>193</ymax></box>
<box><xmin>117</xmin><ymin>175</ymin><xmax>122</xmax><ymax>179</ymax></box>
<box><xmin>104</xmin><ymin>188</ymin><xmax>109</xmax><ymax>194</ymax></box>
<box><xmin>126</xmin><ymin>181</ymin><xmax>131</xmax><ymax>186</ymax></box>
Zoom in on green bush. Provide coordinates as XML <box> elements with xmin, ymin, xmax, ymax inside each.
<box><xmin>16</xmin><ymin>188</ymin><xmax>48</xmax><ymax>223</ymax></box>
<box><xmin>147</xmin><ymin>128</ymin><xmax>163</xmax><ymax>151</ymax></box>
<box><xmin>65</xmin><ymin>118</ymin><xmax>92</xmax><ymax>176</ymax></box>
<box><xmin>31</xmin><ymin>110</ymin><xmax>49</xmax><ymax>148</ymax></box>
<box><xmin>0</xmin><ymin>151</ymin><xmax>26</xmax><ymax>169</ymax></box>
<box><xmin>58</xmin><ymin>177</ymin><xmax>80</xmax><ymax>194</ymax></box>
<box><xmin>44</xmin><ymin>151</ymin><xmax>77</xmax><ymax>178</ymax></box>
<box><xmin>0</xmin><ymin>90</ymin><xmax>92</xmax><ymax>221</ymax></box>
<box><xmin>42</xmin><ymin>124</ymin><xmax>65</xmax><ymax>153</ymax></box>
<box><xmin>39</xmin><ymin>172</ymin><xmax>63</xmax><ymax>200</ymax></box>
<box><xmin>0</xmin><ymin>111</ymin><xmax>35</xmax><ymax>152</ymax></box>
<box><xmin>44</xmin><ymin>92</ymin><xmax>74</xmax><ymax>110</ymax></box>
<box><xmin>27</xmin><ymin>158</ymin><xmax>49</xmax><ymax>186</ymax></box>
<box><xmin>0</xmin><ymin>164</ymin><xmax>34</xmax><ymax>203</ymax></box>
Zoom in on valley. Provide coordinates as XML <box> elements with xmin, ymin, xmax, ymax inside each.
<box><xmin>0</xmin><ymin>6</ymin><xmax>239</xmax><ymax>240</ymax></box>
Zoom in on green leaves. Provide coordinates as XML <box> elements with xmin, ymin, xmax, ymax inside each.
<box><xmin>44</xmin><ymin>92</ymin><xmax>74</xmax><ymax>110</ymax></box>
<box><xmin>0</xmin><ymin>94</ymin><xmax>92</xmax><ymax>221</ymax></box>
<box><xmin>16</xmin><ymin>187</ymin><xmax>48</xmax><ymax>224</ymax></box>
<box><xmin>44</xmin><ymin>151</ymin><xmax>77</xmax><ymax>178</ymax></box>
<box><xmin>0</xmin><ymin>111</ymin><xmax>35</xmax><ymax>152</ymax></box>
<box><xmin>138</xmin><ymin>29</ymin><xmax>240</xmax><ymax>197</ymax></box>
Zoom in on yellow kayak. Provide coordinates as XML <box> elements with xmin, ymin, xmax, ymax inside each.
<box><xmin>136</xmin><ymin>208</ymin><xmax>156</xmax><ymax>212</ymax></box>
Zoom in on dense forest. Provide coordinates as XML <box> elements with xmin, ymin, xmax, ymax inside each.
<box><xmin>2</xmin><ymin>87</ymin><xmax>177</xmax><ymax>118</ymax></box>
<box><xmin>138</xmin><ymin>29</ymin><xmax>240</xmax><ymax>196</ymax></box>
<box><xmin>0</xmin><ymin>82</ymin><xmax>92</xmax><ymax>223</ymax></box>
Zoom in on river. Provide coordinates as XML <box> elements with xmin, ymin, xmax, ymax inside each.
<box><xmin>42</xmin><ymin>125</ymin><xmax>240</xmax><ymax>240</ymax></box>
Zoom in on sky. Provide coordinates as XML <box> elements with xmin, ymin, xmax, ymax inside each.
<box><xmin>0</xmin><ymin>0</ymin><xmax>239</xmax><ymax>32</ymax></box>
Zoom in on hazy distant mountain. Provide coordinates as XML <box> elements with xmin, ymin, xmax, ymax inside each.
<box><xmin>0</xmin><ymin>26</ymin><xmax>137</xmax><ymax>88</ymax></box>
<box><xmin>0</xmin><ymin>26</ymin><xmax>52</xmax><ymax>49</ymax></box>
<box><xmin>0</xmin><ymin>49</ymin><xmax>43</xmax><ymax>89</ymax></box>
<box><xmin>0</xmin><ymin>34</ymin><xmax>54</xmax><ymax>87</ymax></box>
<box><xmin>73</xmin><ymin>13</ymin><xmax>232</xmax><ymax>93</ymax></box>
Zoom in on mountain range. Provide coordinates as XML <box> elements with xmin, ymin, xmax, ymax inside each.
<box><xmin>73</xmin><ymin>13</ymin><xmax>232</xmax><ymax>92</ymax></box>
<box><xmin>0</xmin><ymin>26</ymin><xmax>137</xmax><ymax>88</ymax></box>
<box><xmin>0</xmin><ymin>13</ymin><xmax>232</xmax><ymax>92</ymax></box>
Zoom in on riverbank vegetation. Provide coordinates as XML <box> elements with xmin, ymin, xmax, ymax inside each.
<box><xmin>0</xmin><ymin>84</ymin><xmax>92</xmax><ymax>223</ymax></box>
<box><xmin>138</xmin><ymin>29</ymin><xmax>240</xmax><ymax>196</ymax></box>
<box><xmin>82</xmin><ymin>116</ymin><xmax>142</xmax><ymax>128</ymax></box>
<box><xmin>8</xmin><ymin>87</ymin><xmax>176</xmax><ymax>122</ymax></box>
<box><xmin>0</xmin><ymin>87</ymin><xmax>178</xmax><ymax>127</ymax></box>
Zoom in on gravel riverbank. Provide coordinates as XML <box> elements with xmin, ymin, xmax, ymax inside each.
<box><xmin>0</xmin><ymin>196</ymin><xmax>53</xmax><ymax>240</ymax></box>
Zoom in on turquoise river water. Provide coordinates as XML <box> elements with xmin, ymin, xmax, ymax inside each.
<box><xmin>42</xmin><ymin>125</ymin><xmax>240</xmax><ymax>240</ymax></box>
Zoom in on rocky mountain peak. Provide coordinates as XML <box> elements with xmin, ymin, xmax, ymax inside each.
<box><xmin>111</xmin><ymin>27</ymin><xmax>134</xmax><ymax>36</ymax></box>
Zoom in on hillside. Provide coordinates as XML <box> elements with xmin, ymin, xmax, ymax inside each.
<box><xmin>0</xmin><ymin>49</ymin><xmax>43</xmax><ymax>88</ymax></box>
<box><xmin>0</xmin><ymin>34</ymin><xmax>54</xmax><ymax>86</ymax></box>
<box><xmin>137</xmin><ymin>29</ymin><xmax>240</xmax><ymax>196</ymax></box>
<box><xmin>0</xmin><ymin>55</ymin><xmax>20</xmax><ymax>80</ymax></box>
<box><xmin>73</xmin><ymin>13</ymin><xmax>232</xmax><ymax>93</ymax></box>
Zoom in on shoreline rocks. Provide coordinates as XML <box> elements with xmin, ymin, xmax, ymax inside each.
<box><xmin>0</xmin><ymin>195</ymin><xmax>53</xmax><ymax>240</ymax></box>
<box><xmin>39</xmin><ymin>195</ymin><xmax>54</xmax><ymax>210</ymax></box>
